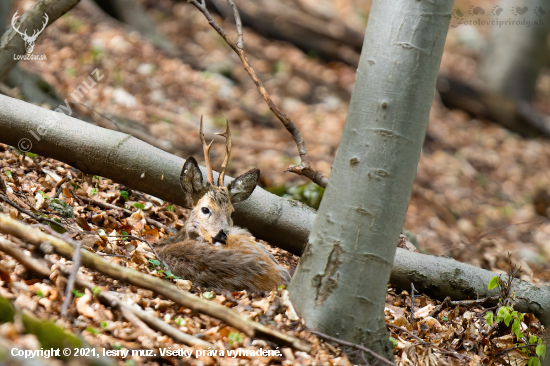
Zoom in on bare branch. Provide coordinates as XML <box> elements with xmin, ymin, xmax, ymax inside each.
<box><xmin>60</xmin><ymin>238</ymin><xmax>82</xmax><ymax>317</ymax></box>
<box><xmin>226</xmin><ymin>0</ymin><xmax>243</xmax><ymax>49</ymax></box>
<box><xmin>0</xmin><ymin>214</ymin><xmax>312</xmax><ymax>352</ymax></box>
<box><xmin>187</xmin><ymin>0</ymin><xmax>328</xmax><ymax>188</ymax></box>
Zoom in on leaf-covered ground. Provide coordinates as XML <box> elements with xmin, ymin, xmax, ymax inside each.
<box><xmin>0</xmin><ymin>0</ymin><xmax>549</xmax><ymax>364</ymax></box>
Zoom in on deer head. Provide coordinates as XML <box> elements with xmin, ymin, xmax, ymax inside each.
<box><xmin>11</xmin><ymin>11</ymin><xmax>49</xmax><ymax>54</ymax></box>
<box><xmin>180</xmin><ymin>118</ymin><xmax>259</xmax><ymax>245</ymax></box>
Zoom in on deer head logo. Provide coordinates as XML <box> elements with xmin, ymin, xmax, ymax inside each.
<box><xmin>11</xmin><ymin>11</ymin><xmax>49</xmax><ymax>54</ymax></box>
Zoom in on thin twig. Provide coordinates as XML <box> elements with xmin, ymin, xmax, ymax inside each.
<box><xmin>187</xmin><ymin>0</ymin><xmax>328</xmax><ymax>188</ymax></box>
<box><xmin>60</xmin><ymin>239</ymin><xmax>82</xmax><ymax>317</ymax></box>
<box><xmin>494</xmin><ymin>344</ymin><xmax>538</xmax><ymax>357</ymax></box>
<box><xmin>410</xmin><ymin>283</ymin><xmax>418</xmax><ymax>324</ymax></box>
<box><xmin>0</xmin><ymin>193</ymin><xmax>68</xmax><ymax>232</ymax></box>
<box><xmin>0</xmin><ymin>236</ymin><xmax>51</xmax><ymax>276</ymax></box>
<box><xmin>226</xmin><ymin>0</ymin><xmax>243</xmax><ymax>49</ymax></box>
<box><xmin>387</xmin><ymin>324</ymin><xmax>481</xmax><ymax>366</ymax></box>
<box><xmin>309</xmin><ymin>330</ymin><xmax>396</xmax><ymax>366</ymax></box>
<box><xmin>0</xmin><ymin>236</ymin><xmax>215</xmax><ymax>348</ymax></box>
<box><xmin>76</xmin><ymin>195</ymin><xmax>174</xmax><ymax>233</ymax></box>
<box><xmin>0</xmin><ymin>214</ymin><xmax>311</xmax><ymax>352</ymax></box>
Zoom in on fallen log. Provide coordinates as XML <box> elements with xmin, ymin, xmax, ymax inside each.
<box><xmin>1</xmin><ymin>95</ymin><xmax>549</xmax><ymax>320</ymax></box>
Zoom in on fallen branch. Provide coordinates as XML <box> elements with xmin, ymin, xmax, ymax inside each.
<box><xmin>187</xmin><ymin>0</ymin><xmax>328</xmax><ymax>188</ymax></box>
<box><xmin>0</xmin><ymin>94</ymin><xmax>315</xmax><ymax>255</ymax></box>
<box><xmin>60</xmin><ymin>238</ymin><xmax>81</xmax><ymax>317</ymax></box>
<box><xmin>309</xmin><ymin>330</ymin><xmax>396</xmax><ymax>366</ymax></box>
<box><xmin>0</xmin><ymin>235</ymin><xmax>214</xmax><ymax>348</ymax></box>
<box><xmin>0</xmin><ymin>214</ymin><xmax>311</xmax><ymax>352</ymax></box>
<box><xmin>2</xmin><ymin>96</ymin><xmax>550</xmax><ymax>317</ymax></box>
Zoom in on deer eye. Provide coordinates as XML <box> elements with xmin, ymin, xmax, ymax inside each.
<box><xmin>201</xmin><ymin>207</ymin><xmax>210</xmax><ymax>215</ymax></box>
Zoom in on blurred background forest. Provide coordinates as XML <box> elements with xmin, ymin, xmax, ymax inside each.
<box><xmin>5</xmin><ymin>0</ymin><xmax>550</xmax><ymax>286</ymax></box>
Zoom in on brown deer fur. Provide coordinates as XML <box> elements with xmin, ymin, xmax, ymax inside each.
<box><xmin>157</xmin><ymin>120</ymin><xmax>290</xmax><ymax>292</ymax></box>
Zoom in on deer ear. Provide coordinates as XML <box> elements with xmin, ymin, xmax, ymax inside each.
<box><xmin>228</xmin><ymin>168</ymin><xmax>260</xmax><ymax>203</ymax></box>
<box><xmin>180</xmin><ymin>157</ymin><xmax>207</xmax><ymax>207</ymax></box>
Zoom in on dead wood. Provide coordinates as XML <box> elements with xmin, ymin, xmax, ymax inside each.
<box><xmin>437</xmin><ymin>76</ymin><xmax>550</xmax><ymax>138</ymax></box>
<box><xmin>207</xmin><ymin>0</ymin><xmax>362</xmax><ymax>66</ymax></box>
<box><xmin>187</xmin><ymin>0</ymin><xmax>328</xmax><ymax>188</ymax></box>
<box><xmin>0</xmin><ymin>214</ymin><xmax>312</xmax><ymax>352</ymax></box>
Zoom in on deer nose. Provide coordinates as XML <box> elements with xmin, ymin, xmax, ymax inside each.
<box><xmin>212</xmin><ymin>230</ymin><xmax>228</xmax><ymax>245</ymax></box>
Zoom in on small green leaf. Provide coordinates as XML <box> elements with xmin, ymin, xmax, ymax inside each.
<box><xmin>72</xmin><ymin>289</ymin><xmax>84</xmax><ymax>298</ymax></box>
<box><xmin>228</xmin><ymin>332</ymin><xmax>243</xmax><ymax>346</ymax></box>
<box><xmin>497</xmin><ymin>306</ymin><xmax>510</xmax><ymax>318</ymax></box>
<box><xmin>529</xmin><ymin>357</ymin><xmax>542</xmax><ymax>366</ymax></box>
<box><xmin>164</xmin><ymin>270</ymin><xmax>180</xmax><ymax>280</ymax></box>
<box><xmin>148</xmin><ymin>259</ymin><xmax>161</xmax><ymax>267</ymax></box>
<box><xmin>26</xmin><ymin>152</ymin><xmax>37</xmax><ymax>158</ymax></box>
<box><xmin>98</xmin><ymin>228</ymin><xmax>107</xmax><ymax>237</ymax></box>
<box><xmin>112</xmin><ymin>343</ymin><xmax>123</xmax><ymax>350</ymax></box>
<box><xmin>92</xmin><ymin>287</ymin><xmax>101</xmax><ymax>296</ymax></box>
<box><xmin>277</xmin><ymin>285</ymin><xmax>285</xmax><ymax>291</ymax></box>
<box><xmin>70</xmin><ymin>182</ymin><xmax>80</xmax><ymax>190</ymax></box>
<box><xmin>484</xmin><ymin>312</ymin><xmax>493</xmax><ymax>326</ymax></box>
<box><xmin>121</xmin><ymin>231</ymin><xmax>129</xmax><ymax>240</ymax></box>
<box><xmin>389</xmin><ymin>336</ymin><xmax>398</xmax><ymax>347</ymax></box>
<box><xmin>93</xmin><ymin>175</ymin><xmax>100</xmax><ymax>180</ymax></box>
<box><xmin>530</xmin><ymin>335</ymin><xmax>538</xmax><ymax>344</ymax></box>
<box><xmin>5</xmin><ymin>171</ymin><xmax>12</xmax><ymax>179</ymax></box>
<box><xmin>175</xmin><ymin>317</ymin><xmax>186</xmax><ymax>326</ymax></box>
<box><xmin>90</xmin><ymin>188</ymin><xmax>98</xmax><ymax>196</ymax></box>
<box><xmin>85</xmin><ymin>327</ymin><xmax>99</xmax><ymax>335</ymax></box>
<box><xmin>38</xmin><ymin>190</ymin><xmax>49</xmax><ymax>199</ymax></box>
<box><xmin>536</xmin><ymin>344</ymin><xmax>546</xmax><ymax>358</ymax></box>
<box><xmin>49</xmin><ymin>198</ymin><xmax>74</xmax><ymax>218</ymax></box>
<box><xmin>202</xmin><ymin>291</ymin><xmax>215</xmax><ymax>299</ymax></box>
<box><xmin>442</xmin><ymin>315</ymin><xmax>448</xmax><ymax>321</ymax></box>
<box><xmin>133</xmin><ymin>202</ymin><xmax>145</xmax><ymax>210</ymax></box>
<box><xmin>512</xmin><ymin>319</ymin><xmax>520</xmax><ymax>335</ymax></box>
<box><xmin>100</xmin><ymin>321</ymin><xmax>108</xmax><ymax>329</ymax></box>
<box><xmin>488</xmin><ymin>276</ymin><xmax>500</xmax><ymax>290</ymax></box>
<box><xmin>126</xmin><ymin>360</ymin><xmax>136</xmax><ymax>366</ymax></box>
<box><xmin>166</xmin><ymin>205</ymin><xmax>175</xmax><ymax>212</ymax></box>
<box><xmin>504</xmin><ymin>314</ymin><xmax>512</xmax><ymax>327</ymax></box>
<box><xmin>120</xmin><ymin>191</ymin><xmax>129</xmax><ymax>201</ymax></box>
<box><xmin>36</xmin><ymin>290</ymin><xmax>45</xmax><ymax>298</ymax></box>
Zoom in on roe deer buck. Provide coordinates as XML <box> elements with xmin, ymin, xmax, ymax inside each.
<box><xmin>157</xmin><ymin>118</ymin><xmax>290</xmax><ymax>292</ymax></box>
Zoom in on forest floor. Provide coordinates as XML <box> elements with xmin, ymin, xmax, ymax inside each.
<box><xmin>0</xmin><ymin>0</ymin><xmax>549</xmax><ymax>365</ymax></box>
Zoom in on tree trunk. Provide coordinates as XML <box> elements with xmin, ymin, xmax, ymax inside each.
<box><xmin>288</xmin><ymin>0</ymin><xmax>453</xmax><ymax>361</ymax></box>
<box><xmin>480</xmin><ymin>0</ymin><xmax>550</xmax><ymax>101</ymax></box>
<box><xmin>0</xmin><ymin>93</ymin><xmax>315</xmax><ymax>255</ymax></box>
<box><xmin>0</xmin><ymin>0</ymin><xmax>80</xmax><ymax>83</ymax></box>
<box><xmin>2</xmin><ymin>93</ymin><xmax>550</xmax><ymax>321</ymax></box>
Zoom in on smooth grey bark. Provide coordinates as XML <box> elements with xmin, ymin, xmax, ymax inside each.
<box><xmin>0</xmin><ymin>0</ymin><xmax>80</xmax><ymax>83</ymax></box>
<box><xmin>288</xmin><ymin>0</ymin><xmax>453</xmax><ymax>360</ymax></box>
<box><xmin>1</xmin><ymin>93</ymin><xmax>550</xmax><ymax>321</ymax></box>
<box><xmin>0</xmin><ymin>93</ymin><xmax>316</xmax><ymax>254</ymax></box>
<box><xmin>480</xmin><ymin>0</ymin><xmax>550</xmax><ymax>101</ymax></box>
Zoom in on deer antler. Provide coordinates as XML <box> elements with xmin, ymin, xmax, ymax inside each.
<box><xmin>216</xmin><ymin>118</ymin><xmax>232</xmax><ymax>186</ymax></box>
<box><xmin>199</xmin><ymin>116</ymin><xmax>214</xmax><ymax>184</ymax></box>
<box><xmin>11</xmin><ymin>11</ymin><xmax>27</xmax><ymax>38</ymax></box>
